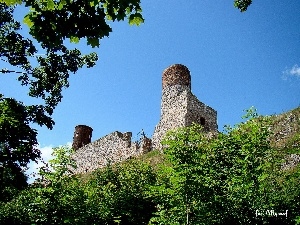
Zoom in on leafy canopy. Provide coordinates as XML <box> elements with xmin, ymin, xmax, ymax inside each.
<box><xmin>0</xmin><ymin>109</ymin><xmax>299</xmax><ymax>224</ymax></box>
<box><xmin>0</xmin><ymin>0</ymin><xmax>143</xmax><ymax>201</ymax></box>
<box><xmin>150</xmin><ymin>108</ymin><xmax>300</xmax><ymax>224</ymax></box>
<box><xmin>234</xmin><ymin>0</ymin><xmax>252</xmax><ymax>12</ymax></box>
<box><xmin>4</xmin><ymin>0</ymin><xmax>144</xmax><ymax>48</ymax></box>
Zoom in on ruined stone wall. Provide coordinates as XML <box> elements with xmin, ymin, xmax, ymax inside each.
<box><xmin>152</xmin><ymin>85</ymin><xmax>190</xmax><ymax>149</ymax></box>
<box><xmin>71</xmin><ymin>131</ymin><xmax>151</xmax><ymax>174</ymax></box>
<box><xmin>72</xmin><ymin>125</ymin><xmax>93</xmax><ymax>150</ymax></box>
<box><xmin>162</xmin><ymin>64</ymin><xmax>191</xmax><ymax>88</ymax></box>
<box><xmin>186</xmin><ymin>93</ymin><xmax>218</xmax><ymax>132</ymax></box>
<box><xmin>152</xmin><ymin>86</ymin><xmax>218</xmax><ymax>149</ymax></box>
<box><xmin>152</xmin><ymin>64</ymin><xmax>218</xmax><ymax>149</ymax></box>
<box><xmin>71</xmin><ymin>63</ymin><xmax>218</xmax><ymax>173</ymax></box>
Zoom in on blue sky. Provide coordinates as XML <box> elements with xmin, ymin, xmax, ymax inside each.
<box><xmin>1</xmin><ymin>0</ymin><xmax>300</xmax><ymax>174</ymax></box>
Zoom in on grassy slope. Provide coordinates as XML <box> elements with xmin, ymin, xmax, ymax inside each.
<box><xmin>83</xmin><ymin>107</ymin><xmax>300</xmax><ymax>177</ymax></box>
<box><xmin>138</xmin><ymin>106</ymin><xmax>300</xmax><ymax>168</ymax></box>
<box><xmin>270</xmin><ymin>107</ymin><xmax>300</xmax><ymax>151</ymax></box>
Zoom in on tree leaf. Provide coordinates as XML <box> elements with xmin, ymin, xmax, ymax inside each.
<box><xmin>47</xmin><ymin>0</ymin><xmax>55</xmax><ymax>10</ymax></box>
<box><xmin>87</xmin><ymin>37</ymin><xmax>100</xmax><ymax>48</ymax></box>
<box><xmin>70</xmin><ymin>36</ymin><xmax>80</xmax><ymax>44</ymax></box>
<box><xmin>23</xmin><ymin>14</ymin><xmax>34</xmax><ymax>28</ymax></box>
<box><xmin>1</xmin><ymin>0</ymin><xmax>22</xmax><ymax>6</ymax></box>
<box><xmin>129</xmin><ymin>13</ymin><xmax>144</xmax><ymax>26</ymax></box>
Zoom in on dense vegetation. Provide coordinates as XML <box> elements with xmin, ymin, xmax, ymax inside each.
<box><xmin>0</xmin><ymin>107</ymin><xmax>299</xmax><ymax>224</ymax></box>
<box><xmin>0</xmin><ymin>0</ymin><xmax>144</xmax><ymax>202</ymax></box>
<box><xmin>0</xmin><ymin>0</ymin><xmax>255</xmax><ymax>215</ymax></box>
<box><xmin>1</xmin><ymin>1</ymin><xmax>291</xmax><ymax>223</ymax></box>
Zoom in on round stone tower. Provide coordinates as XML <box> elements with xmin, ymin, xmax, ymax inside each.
<box><xmin>152</xmin><ymin>64</ymin><xmax>218</xmax><ymax>150</ymax></box>
<box><xmin>72</xmin><ymin>125</ymin><xmax>93</xmax><ymax>150</ymax></box>
<box><xmin>162</xmin><ymin>64</ymin><xmax>191</xmax><ymax>89</ymax></box>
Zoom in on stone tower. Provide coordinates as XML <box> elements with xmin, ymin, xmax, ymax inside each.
<box><xmin>152</xmin><ymin>64</ymin><xmax>218</xmax><ymax>149</ymax></box>
<box><xmin>72</xmin><ymin>125</ymin><xmax>93</xmax><ymax>150</ymax></box>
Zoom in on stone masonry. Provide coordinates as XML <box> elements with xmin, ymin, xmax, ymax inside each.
<box><xmin>71</xmin><ymin>131</ymin><xmax>152</xmax><ymax>174</ymax></box>
<box><xmin>152</xmin><ymin>64</ymin><xmax>218</xmax><ymax>149</ymax></box>
<box><xmin>71</xmin><ymin>64</ymin><xmax>218</xmax><ymax>174</ymax></box>
<box><xmin>72</xmin><ymin>125</ymin><xmax>93</xmax><ymax>150</ymax></box>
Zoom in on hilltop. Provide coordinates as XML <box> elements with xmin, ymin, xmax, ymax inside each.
<box><xmin>270</xmin><ymin>107</ymin><xmax>300</xmax><ymax>149</ymax></box>
<box><xmin>1</xmin><ymin>106</ymin><xmax>299</xmax><ymax>225</ymax></box>
<box><xmin>137</xmin><ymin>106</ymin><xmax>300</xmax><ymax>168</ymax></box>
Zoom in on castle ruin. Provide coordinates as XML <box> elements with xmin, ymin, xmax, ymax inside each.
<box><xmin>71</xmin><ymin>64</ymin><xmax>218</xmax><ymax>174</ymax></box>
<box><xmin>72</xmin><ymin>125</ymin><xmax>93</xmax><ymax>150</ymax></box>
<box><xmin>152</xmin><ymin>64</ymin><xmax>218</xmax><ymax>149</ymax></box>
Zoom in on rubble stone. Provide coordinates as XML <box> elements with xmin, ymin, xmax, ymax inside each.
<box><xmin>71</xmin><ymin>64</ymin><xmax>218</xmax><ymax>173</ymax></box>
<box><xmin>152</xmin><ymin>64</ymin><xmax>218</xmax><ymax>149</ymax></box>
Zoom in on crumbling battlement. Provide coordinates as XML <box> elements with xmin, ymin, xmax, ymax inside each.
<box><xmin>71</xmin><ymin>64</ymin><xmax>218</xmax><ymax>174</ymax></box>
<box><xmin>162</xmin><ymin>64</ymin><xmax>191</xmax><ymax>88</ymax></box>
<box><xmin>72</xmin><ymin>125</ymin><xmax>93</xmax><ymax>150</ymax></box>
<box><xmin>71</xmin><ymin>131</ymin><xmax>151</xmax><ymax>174</ymax></box>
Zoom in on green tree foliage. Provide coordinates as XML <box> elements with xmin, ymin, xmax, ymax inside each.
<box><xmin>0</xmin><ymin>95</ymin><xmax>39</xmax><ymax>201</ymax></box>
<box><xmin>0</xmin><ymin>146</ymin><xmax>157</xmax><ymax>224</ymax></box>
<box><xmin>0</xmin><ymin>163</ymin><xmax>28</xmax><ymax>202</ymax></box>
<box><xmin>234</xmin><ymin>0</ymin><xmax>252</xmax><ymax>12</ymax></box>
<box><xmin>3</xmin><ymin>0</ymin><xmax>144</xmax><ymax>49</ymax></box>
<box><xmin>0</xmin><ymin>0</ymin><xmax>143</xmax><ymax>198</ymax></box>
<box><xmin>0</xmin><ymin>110</ymin><xmax>299</xmax><ymax>224</ymax></box>
<box><xmin>150</xmin><ymin>108</ymin><xmax>300</xmax><ymax>225</ymax></box>
<box><xmin>0</xmin><ymin>0</ymin><xmax>254</xmax><ymax>204</ymax></box>
<box><xmin>0</xmin><ymin>96</ymin><xmax>40</xmax><ymax>166</ymax></box>
<box><xmin>84</xmin><ymin>161</ymin><xmax>156</xmax><ymax>224</ymax></box>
